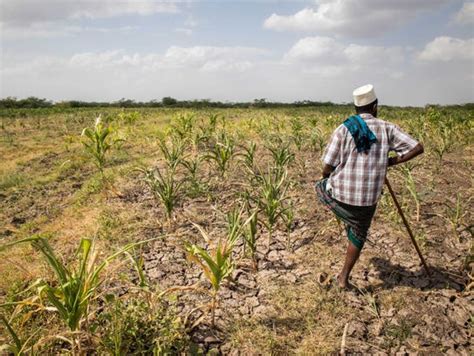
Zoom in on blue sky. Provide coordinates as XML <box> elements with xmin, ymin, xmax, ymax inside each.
<box><xmin>1</xmin><ymin>0</ymin><xmax>473</xmax><ymax>105</ymax></box>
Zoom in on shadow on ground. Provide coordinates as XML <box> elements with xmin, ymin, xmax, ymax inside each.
<box><xmin>369</xmin><ymin>257</ymin><xmax>467</xmax><ymax>291</ymax></box>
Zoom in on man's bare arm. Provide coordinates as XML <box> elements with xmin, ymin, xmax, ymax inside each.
<box><xmin>388</xmin><ymin>143</ymin><xmax>424</xmax><ymax>167</ymax></box>
<box><xmin>322</xmin><ymin>164</ymin><xmax>336</xmax><ymax>178</ymax></box>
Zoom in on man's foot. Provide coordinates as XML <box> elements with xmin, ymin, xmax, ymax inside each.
<box><xmin>337</xmin><ymin>275</ymin><xmax>350</xmax><ymax>289</ymax></box>
<box><xmin>316</xmin><ymin>273</ymin><xmax>352</xmax><ymax>291</ymax></box>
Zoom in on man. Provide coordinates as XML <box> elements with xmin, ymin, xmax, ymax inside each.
<box><xmin>315</xmin><ymin>84</ymin><xmax>424</xmax><ymax>289</ymax></box>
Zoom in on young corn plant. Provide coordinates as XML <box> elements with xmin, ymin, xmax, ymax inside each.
<box><xmin>241</xmin><ymin>142</ymin><xmax>257</xmax><ymax>171</ymax></box>
<box><xmin>138</xmin><ymin>166</ymin><xmax>184</xmax><ymax>220</ymax></box>
<box><xmin>243</xmin><ymin>209</ymin><xmax>259</xmax><ymax>269</ymax></box>
<box><xmin>81</xmin><ymin>115</ymin><xmax>122</xmax><ymax>175</ymax></box>
<box><xmin>157</xmin><ymin>137</ymin><xmax>186</xmax><ymax>172</ymax></box>
<box><xmin>0</xmin><ymin>236</ymin><xmax>156</xmax><ymax>353</ymax></box>
<box><xmin>125</xmin><ymin>249</ymin><xmax>149</xmax><ymax>289</ymax></box>
<box><xmin>310</xmin><ymin>127</ymin><xmax>327</xmax><ymax>155</ymax></box>
<box><xmin>400</xmin><ymin>164</ymin><xmax>421</xmax><ymax>222</ymax></box>
<box><xmin>267</xmin><ymin>142</ymin><xmax>294</xmax><ymax>171</ymax></box>
<box><xmin>205</xmin><ymin>132</ymin><xmax>236</xmax><ymax>177</ymax></box>
<box><xmin>197</xmin><ymin>114</ymin><xmax>220</xmax><ymax>145</ymax></box>
<box><xmin>432</xmin><ymin>122</ymin><xmax>455</xmax><ymax>168</ymax></box>
<box><xmin>117</xmin><ymin>110</ymin><xmax>141</xmax><ymax>125</ymax></box>
<box><xmin>185</xmin><ymin>208</ymin><xmax>251</xmax><ymax>326</ymax></box>
<box><xmin>290</xmin><ymin>117</ymin><xmax>305</xmax><ymax>151</ymax></box>
<box><xmin>226</xmin><ymin>207</ymin><xmax>244</xmax><ymax>245</ymax></box>
<box><xmin>283</xmin><ymin>202</ymin><xmax>295</xmax><ymax>251</ymax></box>
<box><xmin>443</xmin><ymin>193</ymin><xmax>468</xmax><ymax>242</ymax></box>
<box><xmin>170</xmin><ymin>113</ymin><xmax>195</xmax><ymax>140</ymax></box>
<box><xmin>208</xmin><ymin>114</ymin><xmax>219</xmax><ymax>130</ymax></box>
<box><xmin>181</xmin><ymin>156</ymin><xmax>204</xmax><ymax>197</ymax></box>
<box><xmin>255</xmin><ymin>167</ymin><xmax>290</xmax><ymax>250</ymax></box>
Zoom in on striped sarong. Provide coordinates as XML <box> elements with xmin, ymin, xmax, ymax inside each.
<box><xmin>315</xmin><ymin>178</ymin><xmax>376</xmax><ymax>250</ymax></box>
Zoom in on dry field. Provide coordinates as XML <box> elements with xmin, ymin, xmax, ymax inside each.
<box><xmin>0</xmin><ymin>106</ymin><xmax>472</xmax><ymax>354</ymax></box>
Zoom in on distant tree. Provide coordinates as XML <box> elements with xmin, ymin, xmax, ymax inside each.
<box><xmin>162</xmin><ymin>97</ymin><xmax>178</xmax><ymax>106</ymax></box>
<box><xmin>253</xmin><ymin>98</ymin><xmax>268</xmax><ymax>108</ymax></box>
<box><xmin>116</xmin><ymin>98</ymin><xmax>136</xmax><ymax>108</ymax></box>
<box><xmin>0</xmin><ymin>96</ymin><xmax>52</xmax><ymax>108</ymax></box>
<box><xmin>0</xmin><ymin>96</ymin><xmax>18</xmax><ymax>108</ymax></box>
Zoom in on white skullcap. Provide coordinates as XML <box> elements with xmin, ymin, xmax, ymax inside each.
<box><xmin>353</xmin><ymin>84</ymin><xmax>377</xmax><ymax>107</ymax></box>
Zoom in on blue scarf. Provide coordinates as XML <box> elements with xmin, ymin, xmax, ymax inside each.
<box><xmin>343</xmin><ymin>115</ymin><xmax>377</xmax><ymax>153</ymax></box>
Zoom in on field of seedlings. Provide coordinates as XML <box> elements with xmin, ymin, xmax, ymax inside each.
<box><xmin>0</xmin><ymin>105</ymin><xmax>472</xmax><ymax>354</ymax></box>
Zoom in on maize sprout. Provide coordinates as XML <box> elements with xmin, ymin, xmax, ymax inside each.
<box><xmin>125</xmin><ymin>249</ymin><xmax>149</xmax><ymax>288</ymax></box>
<box><xmin>157</xmin><ymin>137</ymin><xmax>186</xmax><ymax>172</ymax></box>
<box><xmin>205</xmin><ymin>132</ymin><xmax>236</xmax><ymax>177</ymax></box>
<box><xmin>185</xmin><ymin>225</ymin><xmax>234</xmax><ymax>326</ymax></box>
<box><xmin>243</xmin><ymin>209</ymin><xmax>259</xmax><ymax>269</ymax></box>
<box><xmin>181</xmin><ymin>156</ymin><xmax>203</xmax><ymax>195</ymax></box>
<box><xmin>186</xmin><ymin>207</ymin><xmax>252</xmax><ymax>325</ymax></box>
<box><xmin>267</xmin><ymin>141</ymin><xmax>294</xmax><ymax>170</ymax></box>
<box><xmin>170</xmin><ymin>113</ymin><xmax>195</xmax><ymax>139</ymax></box>
<box><xmin>290</xmin><ymin>117</ymin><xmax>305</xmax><ymax>151</ymax></box>
<box><xmin>310</xmin><ymin>127</ymin><xmax>326</xmax><ymax>154</ymax></box>
<box><xmin>81</xmin><ymin>115</ymin><xmax>121</xmax><ymax>174</ymax></box>
<box><xmin>117</xmin><ymin>110</ymin><xmax>141</xmax><ymax>125</ymax></box>
<box><xmin>401</xmin><ymin>163</ymin><xmax>421</xmax><ymax>222</ymax></box>
<box><xmin>0</xmin><ymin>235</ymin><xmax>157</xmax><ymax>352</ymax></box>
<box><xmin>241</xmin><ymin>141</ymin><xmax>257</xmax><ymax>170</ymax></box>
<box><xmin>138</xmin><ymin>166</ymin><xmax>184</xmax><ymax>220</ymax></box>
<box><xmin>254</xmin><ymin>167</ymin><xmax>290</xmax><ymax>250</ymax></box>
<box><xmin>443</xmin><ymin>193</ymin><xmax>468</xmax><ymax>242</ymax></box>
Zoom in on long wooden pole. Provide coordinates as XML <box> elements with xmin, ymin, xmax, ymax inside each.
<box><xmin>385</xmin><ymin>177</ymin><xmax>431</xmax><ymax>276</ymax></box>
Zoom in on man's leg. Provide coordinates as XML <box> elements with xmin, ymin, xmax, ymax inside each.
<box><xmin>337</xmin><ymin>240</ymin><xmax>361</xmax><ymax>289</ymax></box>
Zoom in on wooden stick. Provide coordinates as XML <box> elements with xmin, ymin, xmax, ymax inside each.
<box><xmin>385</xmin><ymin>177</ymin><xmax>431</xmax><ymax>276</ymax></box>
<box><xmin>340</xmin><ymin>322</ymin><xmax>349</xmax><ymax>356</ymax></box>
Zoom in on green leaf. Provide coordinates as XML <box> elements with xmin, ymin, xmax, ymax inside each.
<box><xmin>0</xmin><ymin>315</ymin><xmax>22</xmax><ymax>352</ymax></box>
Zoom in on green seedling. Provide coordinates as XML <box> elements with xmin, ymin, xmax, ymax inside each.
<box><xmin>241</xmin><ymin>142</ymin><xmax>257</xmax><ymax>170</ymax></box>
<box><xmin>205</xmin><ymin>132</ymin><xmax>236</xmax><ymax>177</ymax></box>
<box><xmin>82</xmin><ymin>115</ymin><xmax>123</xmax><ymax>175</ymax></box>
<box><xmin>0</xmin><ymin>236</ymin><xmax>158</xmax><ymax>353</ymax></box>
<box><xmin>138</xmin><ymin>166</ymin><xmax>184</xmax><ymax>220</ymax></box>
<box><xmin>186</xmin><ymin>208</ymin><xmax>251</xmax><ymax>326</ymax></box>
<box><xmin>267</xmin><ymin>142</ymin><xmax>294</xmax><ymax>170</ymax></box>
<box><xmin>254</xmin><ymin>167</ymin><xmax>290</xmax><ymax>250</ymax></box>
<box><xmin>157</xmin><ymin>137</ymin><xmax>186</xmax><ymax>172</ymax></box>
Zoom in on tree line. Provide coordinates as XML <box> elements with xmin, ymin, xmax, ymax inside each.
<box><xmin>0</xmin><ymin>96</ymin><xmax>339</xmax><ymax>109</ymax></box>
<box><xmin>1</xmin><ymin>96</ymin><xmax>472</xmax><ymax>110</ymax></box>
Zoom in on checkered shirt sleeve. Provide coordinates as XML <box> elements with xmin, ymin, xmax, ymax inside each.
<box><xmin>389</xmin><ymin>124</ymin><xmax>419</xmax><ymax>156</ymax></box>
<box><xmin>322</xmin><ymin>125</ymin><xmax>344</xmax><ymax>167</ymax></box>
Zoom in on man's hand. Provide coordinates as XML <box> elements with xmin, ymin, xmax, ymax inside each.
<box><xmin>322</xmin><ymin>164</ymin><xmax>336</xmax><ymax>178</ymax></box>
<box><xmin>388</xmin><ymin>143</ymin><xmax>424</xmax><ymax>167</ymax></box>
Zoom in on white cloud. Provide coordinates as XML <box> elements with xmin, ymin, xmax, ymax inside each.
<box><xmin>2</xmin><ymin>48</ymin><xmax>473</xmax><ymax>105</ymax></box>
<box><xmin>0</xmin><ymin>0</ymin><xmax>178</xmax><ymax>25</ymax></box>
<box><xmin>454</xmin><ymin>2</ymin><xmax>474</xmax><ymax>25</ymax></box>
<box><xmin>284</xmin><ymin>37</ymin><xmax>343</xmax><ymax>62</ymax></box>
<box><xmin>0</xmin><ymin>22</ymin><xmax>137</xmax><ymax>40</ymax></box>
<box><xmin>175</xmin><ymin>28</ymin><xmax>193</xmax><ymax>36</ymax></box>
<box><xmin>418</xmin><ymin>36</ymin><xmax>474</xmax><ymax>61</ymax></box>
<box><xmin>263</xmin><ymin>0</ymin><xmax>449</xmax><ymax>37</ymax></box>
<box><xmin>284</xmin><ymin>36</ymin><xmax>405</xmax><ymax>77</ymax></box>
<box><xmin>69</xmin><ymin>50</ymin><xmax>124</xmax><ymax>68</ymax></box>
<box><xmin>2</xmin><ymin>46</ymin><xmax>267</xmax><ymax>75</ymax></box>
<box><xmin>160</xmin><ymin>46</ymin><xmax>267</xmax><ymax>71</ymax></box>
<box><xmin>343</xmin><ymin>44</ymin><xmax>405</xmax><ymax>66</ymax></box>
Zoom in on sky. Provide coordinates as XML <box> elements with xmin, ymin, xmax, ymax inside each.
<box><xmin>0</xmin><ymin>0</ymin><xmax>473</xmax><ymax>106</ymax></box>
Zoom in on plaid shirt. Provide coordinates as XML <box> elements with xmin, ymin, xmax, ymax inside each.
<box><xmin>322</xmin><ymin>113</ymin><xmax>419</xmax><ymax>206</ymax></box>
